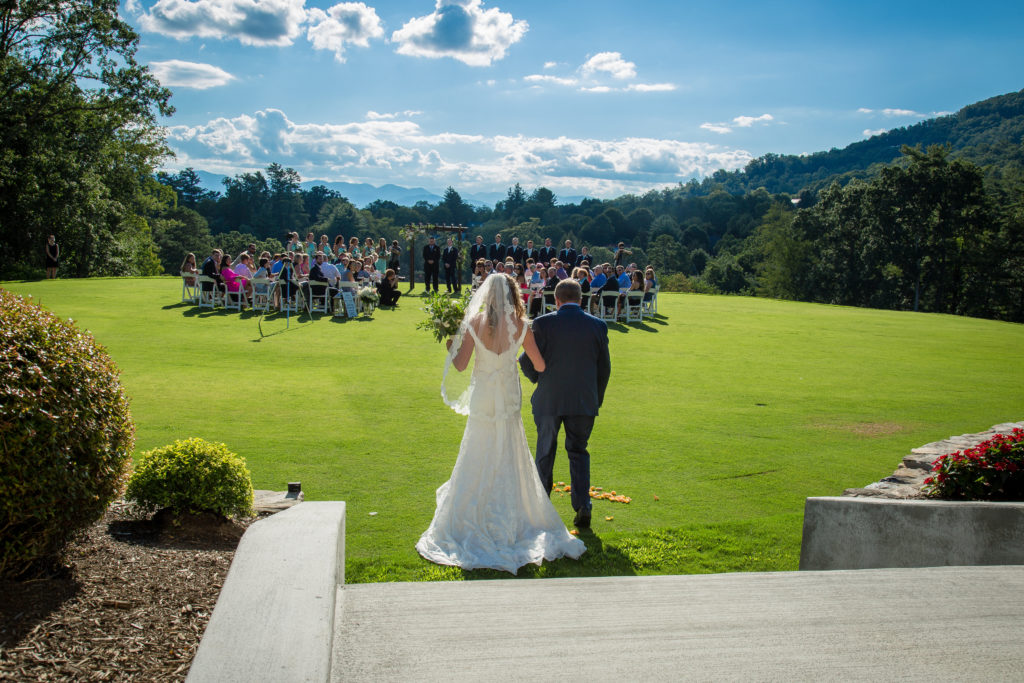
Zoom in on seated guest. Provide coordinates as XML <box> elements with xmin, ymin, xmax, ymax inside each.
<box><xmin>343</xmin><ymin>259</ymin><xmax>361</xmax><ymax>282</ymax></box>
<box><xmin>494</xmin><ymin>261</ymin><xmax>506</xmax><ymax>274</ymax></box>
<box><xmin>645</xmin><ymin>268</ymin><xmax>657</xmax><ymax>300</ymax></box>
<box><xmin>615</xmin><ymin>264</ymin><xmax>630</xmax><ymax>290</ymax></box>
<box><xmin>201</xmin><ymin>249</ymin><xmax>223</xmax><ymax>293</ymax></box>
<box><xmin>319</xmin><ymin>253</ymin><xmax>341</xmax><ymax>287</ymax></box>
<box><xmin>554</xmin><ymin>261</ymin><xmax>568</xmax><ymax>280</ymax></box>
<box><xmin>234</xmin><ymin>253</ymin><xmax>254</xmax><ymax>280</ymax></box>
<box><xmin>484</xmin><ymin>259</ymin><xmax>494</xmax><ymax>275</ymax></box>
<box><xmin>589</xmin><ymin>264</ymin><xmax>607</xmax><ymax>291</ymax></box>
<box><xmin>378</xmin><ymin>268</ymin><xmax>402</xmax><ymax>306</ymax></box>
<box><xmin>252</xmin><ymin>257</ymin><xmax>273</xmax><ymax>300</ymax></box>
<box><xmin>573</xmin><ymin>267</ymin><xmax>591</xmax><ymax>293</ymax></box>
<box><xmin>180</xmin><ymin>253</ymin><xmax>198</xmax><ymax>285</ymax></box>
<box><xmin>366</xmin><ymin>263</ymin><xmax>382</xmax><ymax>284</ymax></box>
<box><xmin>220</xmin><ymin>254</ymin><xmax>249</xmax><ymax>301</ymax></box>
<box><xmin>618</xmin><ymin>270</ymin><xmax>645</xmax><ymax>317</ymax></box>
<box><xmin>275</xmin><ymin>256</ymin><xmax>300</xmax><ymax>307</ymax></box>
<box><xmin>296</xmin><ymin>253</ymin><xmax>310</xmax><ymax>278</ymax></box>
<box><xmin>544</xmin><ymin>267</ymin><xmax>560</xmax><ymax>291</ymax></box>
<box><xmin>269</xmin><ymin>253</ymin><xmax>284</xmax><ymax>276</ymax></box>
<box><xmin>471</xmin><ymin>259</ymin><xmax>486</xmax><ymax>289</ymax></box>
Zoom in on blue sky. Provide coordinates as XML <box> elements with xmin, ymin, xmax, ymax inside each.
<box><xmin>126</xmin><ymin>0</ymin><xmax>1024</xmax><ymax>199</ymax></box>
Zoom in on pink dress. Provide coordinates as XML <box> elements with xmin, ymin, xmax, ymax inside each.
<box><xmin>222</xmin><ymin>268</ymin><xmax>245</xmax><ymax>293</ymax></box>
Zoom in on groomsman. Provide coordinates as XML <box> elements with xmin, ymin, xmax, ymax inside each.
<box><xmin>489</xmin><ymin>234</ymin><xmax>507</xmax><ymax>262</ymax></box>
<box><xmin>507</xmin><ymin>237</ymin><xmax>524</xmax><ymax>265</ymax></box>
<box><xmin>575</xmin><ymin>246</ymin><xmax>593</xmax><ymax>269</ymax></box>
<box><xmin>422</xmin><ymin>235</ymin><xmax>440</xmax><ymax>292</ymax></box>
<box><xmin>538</xmin><ymin>238</ymin><xmax>556</xmax><ymax>266</ymax></box>
<box><xmin>558</xmin><ymin>240</ymin><xmax>577</xmax><ymax>270</ymax></box>
<box><xmin>442</xmin><ymin>237</ymin><xmax>460</xmax><ymax>293</ymax></box>
<box><xmin>469</xmin><ymin>235</ymin><xmax>488</xmax><ymax>278</ymax></box>
<box><xmin>522</xmin><ymin>239</ymin><xmax>538</xmax><ymax>266</ymax></box>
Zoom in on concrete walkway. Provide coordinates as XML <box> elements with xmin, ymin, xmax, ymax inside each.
<box><xmin>332</xmin><ymin>565</ymin><xmax>1024</xmax><ymax>681</ymax></box>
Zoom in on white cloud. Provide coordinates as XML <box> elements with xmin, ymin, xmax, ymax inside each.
<box><xmin>882</xmin><ymin>107</ymin><xmax>921</xmax><ymax>117</ymax></box>
<box><xmin>580</xmin><ymin>51</ymin><xmax>636</xmax><ymax>80</ymax></box>
<box><xmin>366</xmin><ymin>110</ymin><xmax>423</xmax><ymax>120</ymax></box>
<box><xmin>391</xmin><ymin>0</ymin><xmax>528</xmax><ymax>67</ymax></box>
<box><xmin>149</xmin><ymin>59</ymin><xmax>236</xmax><ymax>89</ymax></box>
<box><xmin>165</xmin><ymin>108</ymin><xmax>753</xmax><ymax>198</ymax></box>
<box><xmin>139</xmin><ymin>0</ymin><xmax>307</xmax><ymax>46</ymax></box>
<box><xmin>542</xmin><ymin>61</ymin><xmax>557</xmax><ymax>69</ymax></box>
<box><xmin>306</xmin><ymin>2</ymin><xmax>384</xmax><ymax>62</ymax></box>
<box><xmin>626</xmin><ymin>83</ymin><xmax>676</xmax><ymax>92</ymax></box>
<box><xmin>857</xmin><ymin>107</ymin><xmax>874</xmax><ymax>114</ymax></box>
<box><xmin>863</xmin><ymin>128</ymin><xmax>888</xmax><ymax>137</ymax></box>
<box><xmin>524</xmin><ymin>74</ymin><xmax>578</xmax><ymax>87</ymax></box>
<box><xmin>701</xmin><ymin>113</ymin><xmax>774</xmax><ymax>135</ymax></box>
<box><xmin>125</xmin><ymin>0</ymin><xmax>142</xmax><ymax>13</ymax></box>
<box><xmin>700</xmin><ymin>122</ymin><xmax>733</xmax><ymax>135</ymax></box>
<box><xmin>733</xmin><ymin>113</ymin><xmax>773</xmax><ymax>127</ymax></box>
<box><xmin>579</xmin><ymin>85</ymin><xmax>612</xmax><ymax>93</ymax></box>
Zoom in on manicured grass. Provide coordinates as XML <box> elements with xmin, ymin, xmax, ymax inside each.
<box><xmin>4</xmin><ymin>278</ymin><xmax>1023</xmax><ymax>582</ymax></box>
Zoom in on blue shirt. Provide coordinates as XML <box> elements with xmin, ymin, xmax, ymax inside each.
<box><xmin>270</xmin><ymin>260</ymin><xmax>284</xmax><ymax>275</ymax></box>
<box><xmin>617</xmin><ymin>273</ymin><xmax>630</xmax><ymax>289</ymax></box>
<box><xmin>590</xmin><ymin>273</ymin><xmax>607</xmax><ymax>290</ymax></box>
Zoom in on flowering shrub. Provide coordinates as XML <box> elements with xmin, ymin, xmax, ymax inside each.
<box><xmin>416</xmin><ymin>290</ymin><xmax>471</xmax><ymax>343</ymax></box>
<box><xmin>922</xmin><ymin>428</ymin><xmax>1024</xmax><ymax>501</ymax></box>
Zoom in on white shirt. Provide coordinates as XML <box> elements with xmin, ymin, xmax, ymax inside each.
<box><xmin>233</xmin><ymin>263</ymin><xmax>253</xmax><ymax>278</ymax></box>
<box><xmin>320</xmin><ymin>261</ymin><xmax>341</xmax><ymax>285</ymax></box>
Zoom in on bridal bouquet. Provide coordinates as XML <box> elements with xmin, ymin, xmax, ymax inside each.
<box><xmin>417</xmin><ymin>290</ymin><xmax>471</xmax><ymax>343</ymax></box>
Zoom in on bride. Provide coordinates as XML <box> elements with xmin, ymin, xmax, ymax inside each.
<box><xmin>416</xmin><ymin>273</ymin><xmax>586</xmax><ymax>573</ymax></box>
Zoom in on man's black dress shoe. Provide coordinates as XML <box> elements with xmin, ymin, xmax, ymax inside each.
<box><xmin>573</xmin><ymin>508</ymin><xmax>591</xmax><ymax>528</ymax></box>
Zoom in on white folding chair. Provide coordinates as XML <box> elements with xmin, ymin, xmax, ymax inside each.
<box><xmin>306</xmin><ymin>281</ymin><xmax>332</xmax><ymax>314</ymax></box>
<box><xmin>277</xmin><ymin>279</ymin><xmax>303</xmax><ymax>313</ymax></box>
<box><xmin>642</xmin><ymin>285</ymin><xmax>659</xmax><ymax>317</ymax></box>
<box><xmin>542</xmin><ymin>290</ymin><xmax>557</xmax><ymax>314</ymax></box>
<box><xmin>625</xmin><ymin>290</ymin><xmax>644</xmax><ymax>322</ymax></box>
<box><xmin>598</xmin><ymin>291</ymin><xmax>619</xmax><ymax>322</ymax></box>
<box><xmin>181</xmin><ymin>273</ymin><xmax>200</xmax><ymax>304</ymax></box>
<box><xmin>251</xmin><ymin>278</ymin><xmax>272</xmax><ymax>312</ymax></box>
<box><xmin>223</xmin><ymin>285</ymin><xmax>249</xmax><ymax>311</ymax></box>
<box><xmin>196</xmin><ymin>276</ymin><xmax>222</xmax><ymax>309</ymax></box>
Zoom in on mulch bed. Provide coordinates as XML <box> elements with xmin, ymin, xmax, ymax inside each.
<box><xmin>0</xmin><ymin>503</ymin><xmax>256</xmax><ymax>682</ymax></box>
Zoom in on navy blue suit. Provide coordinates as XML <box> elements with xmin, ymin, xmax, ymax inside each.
<box><xmin>519</xmin><ymin>303</ymin><xmax>611</xmax><ymax>513</ymax></box>
<box><xmin>489</xmin><ymin>242</ymin><xmax>507</xmax><ymax>262</ymax></box>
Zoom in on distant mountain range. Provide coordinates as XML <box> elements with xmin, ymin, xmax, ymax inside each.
<box><xmin>191</xmin><ymin>170</ymin><xmax>588</xmax><ymax>210</ymax></box>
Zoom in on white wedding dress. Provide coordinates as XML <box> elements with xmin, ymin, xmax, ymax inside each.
<box><xmin>416</xmin><ymin>290</ymin><xmax>586</xmax><ymax>574</ymax></box>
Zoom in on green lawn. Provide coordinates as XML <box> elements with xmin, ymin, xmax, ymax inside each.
<box><xmin>4</xmin><ymin>278</ymin><xmax>1022</xmax><ymax>582</ymax></box>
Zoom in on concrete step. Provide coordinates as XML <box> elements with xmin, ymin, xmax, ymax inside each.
<box><xmin>332</xmin><ymin>566</ymin><xmax>1024</xmax><ymax>682</ymax></box>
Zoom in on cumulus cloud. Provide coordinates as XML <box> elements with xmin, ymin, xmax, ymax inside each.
<box><xmin>366</xmin><ymin>110</ymin><xmax>423</xmax><ymax>120</ymax></box>
<box><xmin>138</xmin><ymin>0</ymin><xmax>307</xmax><ymax>46</ymax></box>
<box><xmin>149</xmin><ymin>59</ymin><xmax>235</xmax><ymax>89</ymax></box>
<box><xmin>306</xmin><ymin>2</ymin><xmax>384</xmax><ymax>61</ymax></box>
<box><xmin>580</xmin><ymin>52</ymin><xmax>636</xmax><ymax>80</ymax></box>
<box><xmin>391</xmin><ymin>0</ymin><xmax>528</xmax><ymax>67</ymax></box>
<box><xmin>524</xmin><ymin>74</ymin><xmax>578</xmax><ymax>87</ymax></box>
<box><xmin>164</xmin><ymin>108</ymin><xmax>753</xmax><ymax>198</ymax></box>
<box><xmin>863</xmin><ymin>128</ymin><xmax>888</xmax><ymax>137</ymax></box>
<box><xmin>542</xmin><ymin>61</ymin><xmax>557</xmax><ymax>69</ymax></box>
<box><xmin>700</xmin><ymin>113</ymin><xmax>774</xmax><ymax>135</ymax></box>
<box><xmin>626</xmin><ymin>82</ymin><xmax>676</xmax><ymax>92</ymax></box>
<box><xmin>882</xmin><ymin>107</ymin><xmax>920</xmax><ymax>117</ymax></box>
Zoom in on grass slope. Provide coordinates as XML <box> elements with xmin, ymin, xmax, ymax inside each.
<box><xmin>4</xmin><ymin>278</ymin><xmax>1022</xmax><ymax>582</ymax></box>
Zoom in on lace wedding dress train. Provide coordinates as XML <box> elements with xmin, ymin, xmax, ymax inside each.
<box><xmin>417</xmin><ymin>323</ymin><xmax>586</xmax><ymax>574</ymax></box>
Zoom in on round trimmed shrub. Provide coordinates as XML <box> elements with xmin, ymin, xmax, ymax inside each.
<box><xmin>126</xmin><ymin>438</ymin><xmax>254</xmax><ymax>518</ymax></box>
<box><xmin>0</xmin><ymin>289</ymin><xmax>135</xmax><ymax>579</ymax></box>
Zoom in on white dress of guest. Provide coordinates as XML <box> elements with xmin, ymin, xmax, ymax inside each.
<box><xmin>417</xmin><ymin>274</ymin><xmax>585</xmax><ymax>574</ymax></box>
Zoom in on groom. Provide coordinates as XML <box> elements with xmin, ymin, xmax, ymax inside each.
<box><xmin>519</xmin><ymin>279</ymin><xmax>611</xmax><ymax>528</ymax></box>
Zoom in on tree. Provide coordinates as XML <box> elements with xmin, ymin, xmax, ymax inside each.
<box><xmin>156</xmin><ymin>168</ymin><xmax>219</xmax><ymax>209</ymax></box>
<box><xmin>0</xmin><ymin>0</ymin><xmax>174</xmax><ymax>277</ymax></box>
<box><xmin>266</xmin><ymin>163</ymin><xmax>307</xmax><ymax>237</ymax></box>
<box><xmin>440</xmin><ymin>186</ymin><xmax>471</xmax><ymax>225</ymax></box>
<box><xmin>498</xmin><ymin>183</ymin><xmax>527</xmax><ymax>219</ymax></box>
<box><xmin>752</xmin><ymin>203</ymin><xmax>811</xmax><ymax>299</ymax></box>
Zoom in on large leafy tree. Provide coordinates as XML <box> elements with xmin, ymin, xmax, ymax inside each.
<box><xmin>0</xmin><ymin>0</ymin><xmax>173</xmax><ymax>277</ymax></box>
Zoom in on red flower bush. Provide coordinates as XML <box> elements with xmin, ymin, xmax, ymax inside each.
<box><xmin>922</xmin><ymin>428</ymin><xmax>1024</xmax><ymax>500</ymax></box>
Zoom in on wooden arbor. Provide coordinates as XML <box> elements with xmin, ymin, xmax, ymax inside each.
<box><xmin>401</xmin><ymin>224</ymin><xmax>467</xmax><ymax>292</ymax></box>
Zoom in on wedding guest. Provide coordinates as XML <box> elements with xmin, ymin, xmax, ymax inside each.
<box><xmin>44</xmin><ymin>234</ymin><xmax>59</xmax><ymax>278</ymax></box>
<box><xmin>484</xmin><ymin>259</ymin><xmax>494</xmax><ymax>275</ymax></box>
<box><xmin>575</xmin><ymin>246</ymin><xmax>593</xmax><ymax>269</ymax></box>
<box><xmin>494</xmin><ymin>261</ymin><xmax>506</xmax><ymax>274</ymax></box>
<box><xmin>613</xmin><ymin>242</ymin><xmax>632</xmax><ymax>268</ymax></box>
<box><xmin>348</xmin><ymin>237</ymin><xmax>361</xmax><ymax>258</ymax></box>
<box><xmin>588</xmin><ymin>265</ymin><xmax>608</xmax><ymax>313</ymax></box>
<box><xmin>233</xmin><ymin>253</ymin><xmax>254</xmax><ymax>280</ymax></box>
<box><xmin>544</xmin><ymin>267</ymin><xmax>560</xmax><ymax>290</ymax></box>
<box><xmin>270</xmin><ymin>253</ymin><xmax>284</xmax><ymax>276</ymax></box>
<box><xmin>379</xmin><ymin>269</ymin><xmax>402</xmax><ymax>306</ymax></box>
<box><xmin>286</xmin><ymin>232</ymin><xmax>301</xmax><ymax>252</ymax></box>
<box><xmin>529</xmin><ymin>262</ymin><xmax>544</xmax><ymax>285</ymax></box>
<box><xmin>558</xmin><ymin>240</ymin><xmax>577</xmax><ymax>269</ymax></box>
<box><xmin>320</xmin><ymin>253</ymin><xmax>342</xmax><ymax>287</ymax></box>
<box><xmin>573</xmin><ymin>267</ymin><xmax>591</xmax><ymax>293</ymax></box>
<box><xmin>376</xmin><ymin>238</ymin><xmax>388</xmax><ymax>273</ymax></box>
<box><xmin>522</xmin><ymin>239</ymin><xmax>537</xmax><ymax>266</ymax></box>
<box><xmin>388</xmin><ymin>240</ymin><xmax>401</xmax><ymax>274</ymax></box>
<box><xmin>442</xmin><ymin>237</ymin><xmax>460</xmax><ymax>293</ymax></box>
<box><xmin>180</xmin><ymin>253</ymin><xmax>198</xmax><ymax>285</ymax></box>
<box><xmin>513</xmin><ymin>262</ymin><xmax>527</xmax><ymax>286</ymax></box>
<box><xmin>616</xmin><ymin>270</ymin><xmax>644</xmax><ymax>317</ymax></box>
<box><xmin>554</xmin><ymin>261</ymin><xmax>568</xmax><ymax>280</ymax></box>
<box><xmin>275</xmin><ymin>256</ymin><xmax>299</xmax><ymax>307</ymax></box>
<box><xmin>508</xmin><ymin>237</ymin><xmax>523</xmax><ymax>265</ymax></box>
<box><xmin>220</xmin><ymin>254</ymin><xmax>249</xmax><ymax>302</ymax></box>
<box><xmin>333</xmin><ymin>235</ymin><xmax>346</xmax><ymax>255</ymax></box>
<box><xmin>469</xmin><ymin>235</ymin><xmax>487</xmax><ymax>278</ymax></box>
<box><xmin>246</xmin><ymin>243</ymin><xmax>259</xmax><ymax>261</ymax></box>
<box><xmin>472</xmin><ymin>259</ymin><xmax>486</xmax><ymax>289</ymax></box>
<box><xmin>317</xmin><ymin>235</ymin><xmax>332</xmax><ymax>257</ymax></box>
<box><xmin>259</xmin><ymin>250</ymin><xmax>271</xmax><ymax>262</ymax></box>
<box><xmin>296</xmin><ymin>253</ymin><xmax>310</xmax><ymax>278</ymax></box>
<box><xmin>367</xmin><ymin>263</ymin><xmax>382</xmax><ymax>284</ymax></box>
<box><xmin>303</xmin><ymin>232</ymin><xmax>315</xmax><ymax>257</ymax></box>
<box><xmin>201</xmin><ymin>248</ymin><xmax>223</xmax><ymax>294</ymax></box>
<box><xmin>538</xmin><ymin>237</ymin><xmax>556</xmax><ymax>266</ymax></box>
<box><xmin>344</xmin><ymin>259</ymin><xmax>361</xmax><ymax>282</ymax></box>
<box><xmin>253</xmin><ymin>257</ymin><xmax>272</xmax><ymax>299</ymax></box>
<box><xmin>615</xmin><ymin>264</ymin><xmax>630</xmax><ymax>289</ymax></box>
<box><xmin>489</xmin><ymin>233</ymin><xmax>506</xmax><ymax>262</ymax></box>
<box><xmin>422</xmin><ymin>235</ymin><xmax>440</xmax><ymax>292</ymax></box>
<box><xmin>364</xmin><ymin>237</ymin><xmax>375</xmax><ymax>258</ymax></box>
